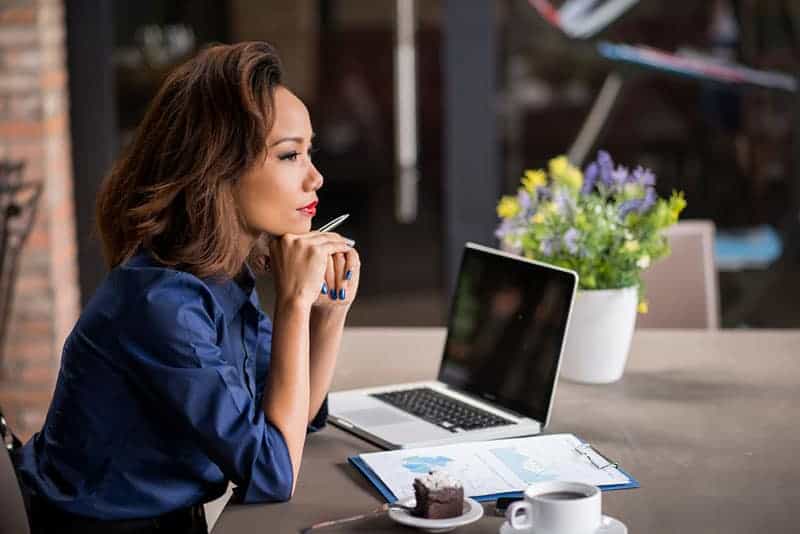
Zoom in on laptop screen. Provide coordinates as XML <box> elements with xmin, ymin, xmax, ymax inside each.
<box><xmin>438</xmin><ymin>243</ymin><xmax>577</xmax><ymax>425</ymax></box>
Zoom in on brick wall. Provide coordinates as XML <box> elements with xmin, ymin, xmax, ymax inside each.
<box><xmin>0</xmin><ymin>0</ymin><xmax>80</xmax><ymax>440</ymax></box>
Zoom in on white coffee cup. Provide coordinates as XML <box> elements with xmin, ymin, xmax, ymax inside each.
<box><xmin>505</xmin><ymin>481</ymin><xmax>601</xmax><ymax>534</ymax></box>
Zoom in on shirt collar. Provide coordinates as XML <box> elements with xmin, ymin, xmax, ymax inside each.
<box><xmin>204</xmin><ymin>264</ymin><xmax>257</xmax><ymax>324</ymax></box>
<box><xmin>127</xmin><ymin>249</ymin><xmax>256</xmax><ymax>323</ymax></box>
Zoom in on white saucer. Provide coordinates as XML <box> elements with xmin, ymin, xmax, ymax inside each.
<box><xmin>388</xmin><ymin>497</ymin><xmax>484</xmax><ymax>533</ymax></box>
<box><xmin>498</xmin><ymin>515</ymin><xmax>627</xmax><ymax>534</ymax></box>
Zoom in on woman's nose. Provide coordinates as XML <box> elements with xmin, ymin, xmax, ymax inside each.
<box><xmin>307</xmin><ymin>163</ymin><xmax>324</xmax><ymax>191</ymax></box>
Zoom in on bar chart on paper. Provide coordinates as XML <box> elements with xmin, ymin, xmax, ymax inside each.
<box><xmin>350</xmin><ymin>433</ymin><xmax>639</xmax><ymax>503</ymax></box>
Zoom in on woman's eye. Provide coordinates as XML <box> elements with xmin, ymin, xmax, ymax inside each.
<box><xmin>278</xmin><ymin>151</ymin><xmax>300</xmax><ymax>162</ymax></box>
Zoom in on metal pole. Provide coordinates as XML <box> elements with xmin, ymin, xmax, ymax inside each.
<box><xmin>395</xmin><ymin>0</ymin><xmax>419</xmax><ymax>223</ymax></box>
<box><xmin>567</xmin><ymin>72</ymin><xmax>624</xmax><ymax>167</ymax></box>
<box><xmin>443</xmin><ymin>0</ymin><xmax>498</xmax><ymax>297</ymax></box>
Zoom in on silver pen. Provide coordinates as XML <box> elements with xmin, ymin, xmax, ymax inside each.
<box><xmin>315</xmin><ymin>214</ymin><xmax>355</xmax><ymax>295</ymax></box>
<box><xmin>316</xmin><ymin>214</ymin><xmax>355</xmax><ymax>247</ymax></box>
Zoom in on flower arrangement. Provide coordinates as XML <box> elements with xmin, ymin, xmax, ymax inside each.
<box><xmin>495</xmin><ymin>151</ymin><xmax>686</xmax><ymax>313</ymax></box>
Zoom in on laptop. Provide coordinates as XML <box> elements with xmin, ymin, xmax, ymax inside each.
<box><xmin>329</xmin><ymin>242</ymin><xmax>578</xmax><ymax>449</ymax></box>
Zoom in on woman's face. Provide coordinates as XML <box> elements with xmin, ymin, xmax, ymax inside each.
<box><xmin>236</xmin><ymin>86</ymin><xmax>323</xmax><ymax>239</ymax></box>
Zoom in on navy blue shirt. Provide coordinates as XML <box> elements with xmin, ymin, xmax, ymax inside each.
<box><xmin>15</xmin><ymin>251</ymin><xmax>327</xmax><ymax>520</ymax></box>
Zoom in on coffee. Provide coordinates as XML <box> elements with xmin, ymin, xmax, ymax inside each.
<box><xmin>537</xmin><ymin>491</ymin><xmax>586</xmax><ymax>500</ymax></box>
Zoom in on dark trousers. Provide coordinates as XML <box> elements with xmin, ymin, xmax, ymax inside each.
<box><xmin>27</xmin><ymin>494</ymin><xmax>208</xmax><ymax>534</ymax></box>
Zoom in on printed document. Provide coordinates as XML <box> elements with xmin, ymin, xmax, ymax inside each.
<box><xmin>356</xmin><ymin>433</ymin><xmax>634</xmax><ymax>500</ymax></box>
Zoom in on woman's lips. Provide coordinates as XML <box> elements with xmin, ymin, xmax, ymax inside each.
<box><xmin>298</xmin><ymin>200</ymin><xmax>318</xmax><ymax>216</ymax></box>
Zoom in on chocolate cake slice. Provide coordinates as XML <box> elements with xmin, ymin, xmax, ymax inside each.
<box><xmin>412</xmin><ymin>470</ymin><xmax>464</xmax><ymax>519</ymax></box>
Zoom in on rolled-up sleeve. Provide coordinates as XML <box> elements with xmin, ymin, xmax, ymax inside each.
<box><xmin>119</xmin><ymin>274</ymin><xmax>294</xmax><ymax>503</ymax></box>
<box><xmin>254</xmin><ymin>311</ymin><xmax>328</xmax><ymax>433</ymax></box>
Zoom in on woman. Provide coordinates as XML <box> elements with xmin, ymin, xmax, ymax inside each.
<box><xmin>13</xmin><ymin>41</ymin><xmax>359</xmax><ymax>533</ymax></box>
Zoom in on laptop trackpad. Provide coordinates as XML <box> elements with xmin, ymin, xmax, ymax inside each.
<box><xmin>342</xmin><ymin>408</ymin><xmax>415</xmax><ymax>427</ymax></box>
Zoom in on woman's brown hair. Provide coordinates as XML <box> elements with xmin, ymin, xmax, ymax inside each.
<box><xmin>96</xmin><ymin>41</ymin><xmax>283</xmax><ymax>278</ymax></box>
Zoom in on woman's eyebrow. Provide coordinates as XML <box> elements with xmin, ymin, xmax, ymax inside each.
<box><xmin>269</xmin><ymin>137</ymin><xmax>303</xmax><ymax>148</ymax></box>
<box><xmin>268</xmin><ymin>132</ymin><xmax>316</xmax><ymax>148</ymax></box>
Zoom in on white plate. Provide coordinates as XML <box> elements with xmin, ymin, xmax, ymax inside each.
<box><xmin>498</xmin><ymin>514</ymin><xmax>627</xmax><ymax>534</ymax></box>
<box><xmin>388</xmin><ymin>497</ymin><xmax>484</xmax><ymax>533</ymax></box>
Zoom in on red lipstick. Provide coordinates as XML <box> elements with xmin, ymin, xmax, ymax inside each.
<box><xmin>298</xmin><ymin>200</ymin><xmax>318</xmax><ymax>216</ymax></box>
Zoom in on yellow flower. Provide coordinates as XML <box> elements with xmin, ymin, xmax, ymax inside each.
<box><xmin>530</xmin><ymin>212</ymin><xmax>546</xmax><ymax>224</ymax></box>
<box><xmin>497</xmin><ymin>196</ymin><xmax>521</xmax><ymax>218</ymax></box>
<box><xmin>623</xmin><ymin>182</ymin><xmax>642</xmax><ymax>199</ymax></box>
<box><xmin>623</xmin><ymin>240</ymin><xmax>640</xmax><ymax>252</ymax></box>
<box><xmin>540</xmin><ymin>201</ymin><xmax>557</xmax><ymax>216</ymax></box>
<box><xmin>669</xmin><ymin>191</ymin><xmax>687</xmax><ymax>222</ymax></box>
<box><xmin>638</xmin><ymin>301</ymin><xmax>649</xmax><ymax>314</ymax></box>
<box><xmin>549</xmin><ymin>155</ymin><xmax>583</xmax><ymax>191</ymax></box>
<box><xmin>563</xmin><ymin>168</ymin><xmax>583</xmax><ymax>191</ymax></box>
<box><xmin>549</xmin><ymin>156</ymin><xmax>569</xmax><ymax>177</ymax></box>
<box><xmin>522</xmin><ymin>169</ymin><xmax>547</xmax><ymax>192</ymax></box>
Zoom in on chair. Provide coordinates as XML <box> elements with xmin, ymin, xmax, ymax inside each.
<box><xmin>0</xmin><ymin>451</ymin><xmax>29</xmax><ymax>534</ymax></box>
<box><xmin>1</xmin><ymin>409</ymin><xmax>30</xmax><ymax>534</ymax></box>
<box><xmin>0</xmin><ymin>161</ymin><xmax>43</xmax><ymax>369</ymax></box>
<box><xmin>637</xmin><ymin>220</ymin><xmax>719</xmax><ymax>329</ymax></box>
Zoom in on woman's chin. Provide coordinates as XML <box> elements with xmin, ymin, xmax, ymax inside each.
<box><xmin>285</xmin><ymin>219</ymin><xmax>313</xmax><ymax>235</ymax></box>
<box><xmin>262</xmin><ymin>217</ymin><xmax>312</xmax><ymax>237</ymax></box>
<box><xmin>295</xmin><ymin>212</ymin><xmax>314</xmax><ymax>232</ymax></box>
<box><xmin>297</xmin><ymin>219</ymin><xmax>313</xmax><ymax>234</ymax></box>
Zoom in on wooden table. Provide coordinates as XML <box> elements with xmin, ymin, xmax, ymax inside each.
<box><xmin>213</xmin><ymin>328</ymin><xmax>800</xmax><ymax>533</ymax></box>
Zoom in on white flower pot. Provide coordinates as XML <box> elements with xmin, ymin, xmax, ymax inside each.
<box><xmin>560</xmin><ymin>286</ymin><xmax>638</xmax><ymax>384</ymax></box>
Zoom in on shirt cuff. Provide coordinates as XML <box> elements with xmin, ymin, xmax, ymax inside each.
<box><xmin>236</xmin><ymin>420</ymin><xmax>294</xmax><ymax>503</ymax></box>
<box><xmin>307</xmin><ymin>396</ymin><xmax>328</xmax><ymax>433</ymax></box>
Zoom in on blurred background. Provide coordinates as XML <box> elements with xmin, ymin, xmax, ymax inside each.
<box><xmin>1</xmin><ymin>0</ymin><xmax>799</xmax><ymax>437</ymax></box>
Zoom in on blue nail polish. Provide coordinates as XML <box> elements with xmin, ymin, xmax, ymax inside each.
<box><xmin>338</xmin><ymin>288</ymin><xmax>345</xmax><ymax>300</ymax></box>
<box><xmin>345</xmin><ymin>270</ymin><xmax>352</xmax><ymax>281</ymax></box>
<box><xmin>330</xmin><ymin>290</ymin><xmax>337</xmax><ymax>300</ymax></box>
<box><xmin>321</xmin><ymin>282</ymin><xmax>328</xmax><ymax>295</ymax></box>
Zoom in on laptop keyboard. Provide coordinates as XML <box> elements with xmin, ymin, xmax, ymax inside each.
<box><xmin>371</xmin><ymin>387</ymin><xmax>515</xmax><ymax>433</ymax></box>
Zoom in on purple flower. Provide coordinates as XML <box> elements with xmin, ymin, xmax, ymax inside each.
<box><xmin>581</xmin><ymin>162</ymin><xmax>598</xmax><ymax>195</ymax></box>
<box><xmin>597</xmin><ymin>150</ymin><xmax>614</xmax><ymax>187</ymax></box>
<box><xmin>563</xmin><ymin>228</ymin><xmax>580</xmax><ymax>254</ymax></box>
<box><xmin>540</xmin><ymin>238</ymin><xmax>559</xmax><ymax>256</ymax></box>
<box><xmin>612</xmin><ymin>165</ymin><xmax>629</xmax><ymax>187</ymax></box>
<box><xmin>494</xmin><ymin>219</ymin><xmax>513</xmax><ymax>239</ymax></box>
<box><xmin>619</xmin><ymin>198</ymin><xmax>644</xmax><ymax>219</ymax></box>
<box><xmin>638</xmin><ymin>187</ymin><xmax>657</xmax><ymax>214</ymax></box>
<box><xmin>554</xmin><ymin>189</ymin><xmax>574</xmax><ymax>216</ymax></box>
<box><xmin>632</xmin><ymin>166</ymin><xmax>656</xmax><ymax>187</ymax></box>
<box><xmin>516</xmin><ymin>189</ymin><xmax>531</xmax><ymax>211</ymax></box>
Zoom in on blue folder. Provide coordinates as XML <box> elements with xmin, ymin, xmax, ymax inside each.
<box><xmin>348</xmin><ymin>438</ymin><xmax>640</xmax><ymax>503</ymax></box>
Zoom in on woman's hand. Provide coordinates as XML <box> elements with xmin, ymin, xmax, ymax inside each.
<box><xmin>267</xmin><ymin>232</ymin><xmax>353</xmax><ymax>310</ymax></box>
<box><xmin>314</xmin><ymin>245</ymin><xmax>361</xmax><ymax>312</ymax></box>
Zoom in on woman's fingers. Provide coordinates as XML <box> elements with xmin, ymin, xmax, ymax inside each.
<box><xmin>344</xmin><ymin>247</ymin><xmax>360</xmax><ymax>283</ymax></box>
<box><xmin>322</xmin><ymin>254</ymin><xmax>334</xmax><ymax>297</ymax></box>
<box><xmin>341</xmin><ymin>247</ymin><xmax>360</xmax><ymax>303</ymax></box>
<box><xmin>271</xmin><ymin>231</ymin><xmax>354</xmax><ymax>305</ymax></box>
<box><xmin>305</xmin><ymin>231</ymin><xmax>351</xmax><ymax>247</ymax></box>
<box><xmin>331</xmin><ymin>252</ymin><xmax>346</xmax><ymax>301</ymax></box>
